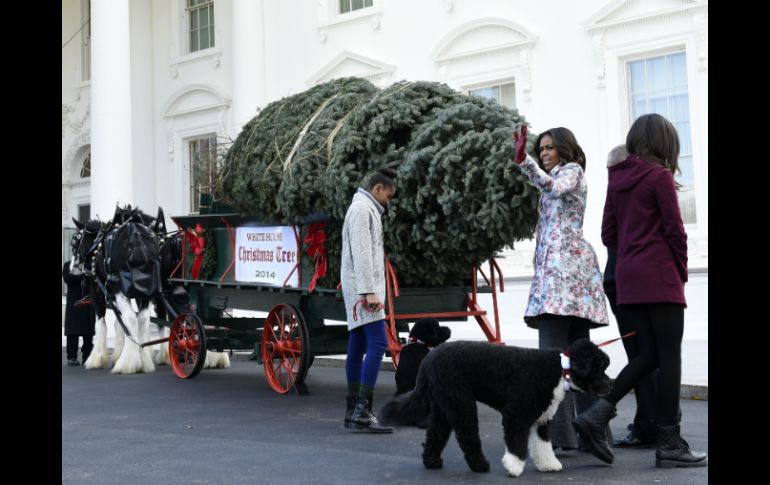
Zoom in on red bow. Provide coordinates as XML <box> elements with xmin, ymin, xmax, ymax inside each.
<box><xmin>186</xmin><ymin>223</ymin><xmax>206</xmax><ymax>279</ymax></box>
<box><xmin>304</xmin><ymin>223</ymin><xmax>327</xmax><ymax>292</ymax></box>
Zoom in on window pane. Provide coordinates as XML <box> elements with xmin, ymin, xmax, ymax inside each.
<box><xmin>676</xmin><ymin>121</ymin><xmax>692</xmax><ymax>155</ymax></box>
<box><xmin>628</xmin><ymin>60</ymin><xmax>646</xmax><ymax>94</ymax></box>
<box><xmin>209</xmin><ymin>4</ymin><xmax>214</xmax><ymax>27</ymax></box>
<box><xmin>80</xmin><ymin>153</ymin><xmax>91</xmax><ymax>178</ymax></box>
<box><xmin>676</xmin><ymin>154</ymin><xmax>696</xmax><ymax>224</ymax></box>
<box><xmin>648</xmin><ymin>57</ymin><xmax>667</xmax><ymax>93</ymax></box>
<box><xmin>78</xmin><ymin>204</ymin><xmax>91</xmax><ymax>223</ymax></box>
<box><xmin>190</xmin><ymin>136</ymin><xmax>218</xmax><ymax>213</ymax></box>
<box><xmin>200</xmin><ymin>26</ymin><xmax>209</xmax><ymax>50</ymax></box>
<box><xmin>469</xmin><ymin>86</ymin><xmax>500</xmax><ymax>103</ymax></box>
<box><xmin>500</xmin><ymin>83</ymin><xmax>516</xmax><ymax>109</ymax></box>
<box><xmin>631</xmin><ymin>94</ymin><xmax>647</xmax><ymax>117</ymax></box>
<box><xmin>353</xmin><ymin>0</ymin><xmax>364</xmax><ymax>10</ymax></box>
<box><xmin>671</xmin><ymin>94</ymin><xmax>690</xmax><ymax>124</ymax></box>
<box><xmin>650</xmin><ymin>96</ymin><xmax>668</xmax><ymax>116</ymax></box>
<box><xmin>668</xmin><ymin>53</ymin><xmax>687</xmax><ymax>88</ymax></box>
<box><xmin>190</xmin><ymin>30</ymin><xmax>198</xmax><ymax>52</ymax></box>
<box><xmin>340</xmin><ymin>0</ymin><xmax>350</xmax><ymax>13</ymax></box>
<box><xmin>191</xmin><ymin>9</ymin><xmax>198</xmax><ymax>30</ymax></box>
<box><xmin>365</xmin><ymin>0</ymin><xmax>373</xmax><ymax>6</ymax></box>
<box><xmin>200</xmin><ymin>7</ymin><xmax>208</xmax><ymax>28</ymax></box>
<box><xmin>676</xmin><ymin>154</ymin><xmax>694</xmax><ymax>186</ymax></box>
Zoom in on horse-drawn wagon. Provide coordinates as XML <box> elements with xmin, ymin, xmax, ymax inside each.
<box><xmin>163</xmin><ymin>203</ymin><xmax>506</xmax><ymax>394</ymax></box>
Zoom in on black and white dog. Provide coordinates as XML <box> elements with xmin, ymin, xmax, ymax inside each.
<box><xmin>381</xmin><ymin>339</ymin><xmax>611</xmax><ymax>477</ymax></box>
<box><xmin>395</xmin><ymin>318</ymin><xmax>451</xmax><ymax>396</ymax></box>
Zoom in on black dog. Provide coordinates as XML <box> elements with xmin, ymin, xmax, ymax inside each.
<box><xmin>395</xmin><ymin>318</ymin><xmax>451</xmax><ymax>396</ymax></box>
<box><xmin>381</xmin><ymin>339</ymin><xmax>611</xmax><ymax>477</ymax></box>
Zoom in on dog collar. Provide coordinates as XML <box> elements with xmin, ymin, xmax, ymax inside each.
<box><xmin>408</xmin><ymin>336</ymin><xmax>427</xmax><ymax>346</ymax></box>
<box><xmin>560</xmin><ymin>353</ymin><xmax>571</xmax><ymax>391</ymax></box>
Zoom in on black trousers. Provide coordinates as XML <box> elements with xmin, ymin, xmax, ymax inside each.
<box><xmin>607</xmin><ymin>303</ymin><xmax>684</xmax><ymax>426</ymax></box>
<box><xmin>66</xmin><ymin>335</ymin><xmax>94</xmax><ymax>361</ymax></box>
<box><xmin>607</xmin><ymin>289</ymin><xmax>660</xmax><ymax>439</ymax></box>
<box><xmin>535</xmin><ymin>314</ymin><xmax>610</xmax><ymax>448</ymax></box>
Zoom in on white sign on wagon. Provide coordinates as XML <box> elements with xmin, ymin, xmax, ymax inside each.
<box><xmin>235</xmin><ymin>226</ymin><xmax>299</xmax><ymax>287</ymax></box>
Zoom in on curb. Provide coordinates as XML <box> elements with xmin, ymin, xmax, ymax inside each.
<box><xmin>229</xmin><ymin>351</ymin><xmax>709</xmax><ymax>401</ymax></box>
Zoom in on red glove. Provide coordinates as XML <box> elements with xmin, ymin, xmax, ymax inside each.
<box><xmin>513</xmin><ymin>124</ymin><xmax>529</xmax><ymax>164</ymax></box>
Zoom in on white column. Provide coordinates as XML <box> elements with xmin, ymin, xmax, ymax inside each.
<box><xmin>232</xmin><ymin>0</ymin><xmax>266</xmax><ymax>133</ymax></box>
<box><xmin>90</xmin><ymin>0</ymin><xmax>133</xmax><ymax>222</ymax></box>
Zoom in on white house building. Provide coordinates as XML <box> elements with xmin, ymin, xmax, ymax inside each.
<box><xmin>62</xmin><ymin>0</ymin><xmax>708</xmax><ymax>384</ymax></box>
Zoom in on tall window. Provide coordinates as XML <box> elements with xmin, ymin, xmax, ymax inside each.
<box><xmin>340</xmin><ymin>0</ymin><xmax>373</xmax><ymax>14</ymax></box>
<box><xmin>469</xmin><ymin>82</ymin><xmax>517</xmax><ymax>110</ymax></box>
<box><xmin>78</xmin><ymin>204</ymin><xmax>91</xmax><ymax>223</ymax></box>
<box><xmin>627</xmin><ymin>52</ymin><xmax>696</xmax><ymax>224</ymax></box>
<box><xmin>81</xmin><ymin>0</ymin><xmax>91</xmax><ymax>81</ymax></box>
<box><xmin>79</xmin><ymin>152</ymin><xmax>91</xmax><ymax>178</ymax></box>
<box><xmin>189</xmin><ymin>135</ymin><xmax>218</xmax><ymax>213</ymax></box>
<box><xmin>188</xmin><ymin>0</ymin><xmax>215</xmax><ymax>53</ymax></box>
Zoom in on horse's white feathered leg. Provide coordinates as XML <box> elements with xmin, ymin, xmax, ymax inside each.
<box><xmin>137</xmin><ymin>305</ymin><xmax>156</xmax><ymax>373</ymax></box>
<box><xmin>84</xmin><ymin>316</ymin><xmax>110</xmax><ymax>369</ymax></box>
<box><xmin>112</xmin><ymin>318</ymin><xmax>125</xmax><ymax>363</ymax></box>
<box><xmin>111</xmin><ymin>294</ymin><xmax>146</xmax><ymax>374</ymax></box>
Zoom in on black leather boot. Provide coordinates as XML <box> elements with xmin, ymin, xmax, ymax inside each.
<box><xmin>350</xmin><ymin>397</ymin><xmax>393</xmax><ymax>434</ymax></box>
<box><xmin>344</xmin><ymin>396</ymin><xmax>356</xmax><ymax>428</ymax></box>
<box><xmin>655</xmin><ymin>425</ymin><xmax>707</xmax><ymax>468</ymax></box>
<box><xmin>573</xmin><ymin>398</ymin><xmax>617</xmax><ymax>464</ymax></box>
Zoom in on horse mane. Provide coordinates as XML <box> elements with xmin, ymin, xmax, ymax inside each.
<box><xmin>113</xmin><ymin>204</ymin><xmax>156</xmax><ymax>227</ymax></box>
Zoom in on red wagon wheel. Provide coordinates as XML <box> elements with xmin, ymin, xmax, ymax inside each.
<box><xmin>169</xmin><ymin>312</ymin><xmax>207</xmax><ymax>379</ymax></box>
<box><xmin>261</xmin><ymin>303</ymin><xmax>310</xmax><ymax>394</ymax></box>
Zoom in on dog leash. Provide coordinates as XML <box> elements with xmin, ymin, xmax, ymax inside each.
<box><xmin>562</xmin><ymin>331</ymin><xmax>637</xmax><ymax>358</ymax></box>
<box><xmin>352</xmin><ymin>298</ymin><xmax>385</xmax><ymax>321</ymax></box>
<box><xmin>560</xmin><ymin>331</ymin><xmax>637</xmax><ymax>391</ymax></box>
<box><xmin>596</xmin><ymin>331</ymin><xmax>637</xmax><ymax>348</ymax></box>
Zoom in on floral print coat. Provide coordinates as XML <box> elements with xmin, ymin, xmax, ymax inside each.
<box><xmin>516</xmin><ymin>156</ymin><xmax>609</xmax><ymax>328</ymax></box>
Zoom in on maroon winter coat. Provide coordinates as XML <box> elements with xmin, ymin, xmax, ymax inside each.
<box><xmin>602</xmin><ymin>155</ymin><xmax>687</xmax><ymax>305</ymax></box>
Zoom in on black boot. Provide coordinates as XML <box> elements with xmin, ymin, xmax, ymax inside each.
<box><xmin>350</xmin><ymin>397</ymin><xmax>393</xmax><ymax>434</ymax></box>
<box><xmin>573</xmin><ymin>398</ymin><xmax>617</xmax><ymax>464</ymax></box>
<box><xmin>344</xmin><ymin>396</ymin><xmax>356</xmax><ymax>429</ymax></box>
<box><xmin>655</xmin><ymin>425</ymin><xmax>707</xmax><ymax>468</ymax></box>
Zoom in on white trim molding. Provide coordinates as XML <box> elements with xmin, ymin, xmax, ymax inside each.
<box><xmin>583</xmin><ymin>1</ymin><xmax>708</xmax><ymax>84</ymax></box>
<box><xmin>307</xmin><ymin>50</ymin><xmax>395</xmax><ymax>86</ymax></box>
<box><xmin>316</xmin><ymin>0</ymin><xmax>384</xmax><ymax>42</ymax></box>
<box><xmin>431</xmin><ymin>18</ymin><xmax>537</xmax><ymax>101</ymax></box>
<box><xmin>163</xmin><ymin>84</ymin><xmax>232</xmax><ymax>118</ymax></box>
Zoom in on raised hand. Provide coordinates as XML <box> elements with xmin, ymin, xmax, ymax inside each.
<box><xmin>513</xmin><ymin>124</ymin><xmax>529</xmax><ymax>164</ymax></box>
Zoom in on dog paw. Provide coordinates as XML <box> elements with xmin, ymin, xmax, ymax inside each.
<box><xmin>422</xmin><ymin>455</ymin><xmax>443</xmax><ymax>469</ymax></box>
<box><xmin>502</xmin><ymin>451</ymin><xmax>525</xmax><ymax>477</ymax></box>
<box><xmin>534</xmin><ymin>456</ymin><xmax>562</xmax><ymax>473</ymax></box>
<box><xmin>466</xmin><ymin>454</ymin><xmax>490</xmax><ymax>473</ymax></box>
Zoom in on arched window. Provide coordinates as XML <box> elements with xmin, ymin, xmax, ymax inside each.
<box><xmin>79</xmin><ymin>152</ymin><xmax>91</xmax><ymax>179</ymax></box>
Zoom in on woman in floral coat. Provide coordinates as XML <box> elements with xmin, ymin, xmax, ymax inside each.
<box><xmin>512</xmin><ymin>124</ymin><xmax>611</xmax><ymax>451</ymax></box>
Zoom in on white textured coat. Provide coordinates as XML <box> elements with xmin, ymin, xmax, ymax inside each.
<box><xmin>341</xmin><ymin>188</ymin><xmax>386</xmax><ymax>330</ymax></box>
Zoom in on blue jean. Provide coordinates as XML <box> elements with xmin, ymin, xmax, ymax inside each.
<box><xmin>345</xmin><ymin>320</ymin><xmax>388</xmax><ymax>389</ymax></box>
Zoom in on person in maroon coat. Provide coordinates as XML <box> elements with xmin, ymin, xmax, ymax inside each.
<box><xmin>573</xmin><ymin>114</ymin><xmax>706</xmax><ymax>468</ymax></box>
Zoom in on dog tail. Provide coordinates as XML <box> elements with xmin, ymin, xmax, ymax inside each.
<box><xmin>380</xmin><ymin>371</ymin><xmax>431</xmax><ymax>426</ymax></box>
